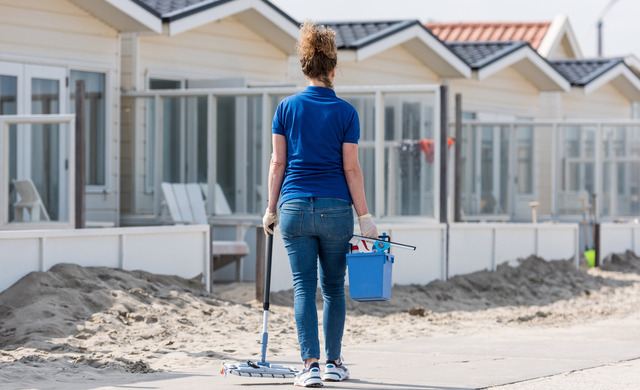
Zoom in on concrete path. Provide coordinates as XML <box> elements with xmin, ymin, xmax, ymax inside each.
<box><xmin>89</xmin><ymin>313</ymin><xmax>640</xmax><ymax>390</ymax></box>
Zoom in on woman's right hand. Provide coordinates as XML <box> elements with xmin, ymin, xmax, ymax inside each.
<box><xmin>357</xmin><ymin>213</ymin><xmax>378</xmax><ymax>238</ymax></box>
<box><xmin>263</xmin><ymin>208</ymin><xmax>278</xmax><ymax>235</ymax></box>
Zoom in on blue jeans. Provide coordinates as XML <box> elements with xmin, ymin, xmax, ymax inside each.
<box><xmin>279</xmin><ymin>197</ymin><xmax>354</xmax><ymax>362</ymax></box>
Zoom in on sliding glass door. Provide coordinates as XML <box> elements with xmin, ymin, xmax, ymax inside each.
<box><xmin>2</xmin><ymin>62</ymin><xmax>68</xmax><ymax>223</ymax></box>
<box><xmin>0</xmin><ymin>63</ymin><xmax>20</xmax><ymax>222</ymax></box>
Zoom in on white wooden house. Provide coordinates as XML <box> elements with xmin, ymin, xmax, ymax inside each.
<box><xmin>0</xmin><ymin>0</ymin><xmax>128</xmax><ymax>228</ymax></box>
<box><xmin>425</xmin><ymin>17</ymin><xmax>640</xmax><ymax>222</ymax></box>
<box><xmin>0</xmin><ymin>0</ymin><xmax>638</xmax><ymax>287</ymax></box>
<box><xmin>114</xmin><ymin>0</ymin><xmax>300</xmax><ymax>224</ymax></box>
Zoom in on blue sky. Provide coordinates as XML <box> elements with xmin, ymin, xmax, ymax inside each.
<box><xmin>270</xmin><ymin>0</ymin><xmax>639</xmax><ymax>59</ymax></box>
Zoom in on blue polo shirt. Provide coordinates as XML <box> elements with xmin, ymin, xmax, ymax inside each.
<box><xmin>272</xmin><ymin>86</ymin><xmax>360</xmax><ymax>206</ymax></box>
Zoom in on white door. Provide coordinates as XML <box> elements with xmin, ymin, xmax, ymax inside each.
<box><xmin>7</xmin><ymin>63</ymin><xmax>68</xmax><ymax>222</ymax></box>
<box><xmin>0</xmin><ymin>62</ymin><xmax>23</xmax><ymax>222</ymax></box>
<box><xmin>25</xmin><ymin>65</ymin><xmax>68</xmax><ymax>221</ymax></box>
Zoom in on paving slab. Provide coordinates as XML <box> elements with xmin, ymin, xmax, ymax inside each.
<box><xmin>85</xmin><ymin>314</ymin><xmax>640</xmax><ymax>390</ymax></box>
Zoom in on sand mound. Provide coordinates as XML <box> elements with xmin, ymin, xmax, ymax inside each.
<box><xmin>0</xmin><ymin>253</ymin><xmax>639</xmax><ymax>388</ymax></box>
<box><xmin>0</xmin><ymin>264</ymin><xmax>205</xmax><ymax>350</ymax></box>
<box><xmin>0</xmin><ymin>263</ymin><xmax>276</xmax><ymax>376</ymax></box>
<box><xmin>270</xmin><ymin>255</ymin><xmax>635</xmax><ymax>317</ymax></box>
<box><xmin>600</xmin><ymin>250</ymin><xmax>640</xmax><ymax>273</ymax></box>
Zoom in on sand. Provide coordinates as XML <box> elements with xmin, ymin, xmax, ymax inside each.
<box><xmin>1</xmin><ymin>252</ymin><xmax>639</xmax><ymax>389</ymax></box>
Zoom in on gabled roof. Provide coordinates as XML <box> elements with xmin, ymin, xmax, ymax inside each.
<box><xmin>550</xmin><ymin>58</ymin><xmax>640</xmax><ymax>100</ymax></box>
<box><xmin>446</xmin><ymin>41</ymin><xmax>570</xmax><ymax>91</ymax></box>
<box><xmin>72</xmin><ymin>0</ymin><xmax>299</xmax><ymax>54</ymax></box>
<box><xmin>132</xmin><ymin>0</ymin><xmax>210</xmax><ymax>17</ymax></box>
<box><xmin>426</xmin><ymin>21</ymin><xmax>550</xmax><ymax>49</ymax></box>
<box><xmin>69</xmin><ymin>0</ymin><xmax>162</xmax><ymax>33</ymax></box>
<box><xmin>328</xmin><ymin>20</ymin><xmax>416</xmax><ymax>49</ymax></box>
<box><xmin>138</xmin><ymin>0</ymin><xmax>300</xmax><ymax>53</ymax></box>
<box><xmin>624</xmin><ymin>55</ymin><xmax>640</xmax><ymax>77</ymax></box>
<box><xmin>322</xmin><ymin>20</ymin><xmax>471</xmax><ymax>78</ymax></box>
<box><xmin>426</xmin><ymin>15</ymin><xmax>582</xmax><ymax>60</ymax></box>
<box><xmin>537</xmin><ymin>15</ymin><xmax>582</xmax><ymax>59</ymax></box>
<box><xmin>133</xmin><ymin>0</ymin><xmax>294</xmax><ymax>24</ymax></box>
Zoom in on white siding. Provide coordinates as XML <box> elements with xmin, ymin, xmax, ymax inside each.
<box><xmin>338</xmin><ymin>45</ymin><xmax>441</xmax><ymax>86</ymax></box>
<box><xmin>562</xmin><ymin>83</ymin><xmax>631</xmax><ymax>119</ymax></box>
<box><xmin>451</xmin><ymin>67</ymin><xmax>540</xmax><ymax>118</ymax></box>
<box><xmin>550</xmin><ymin>39</ymin><xmax>572</xmax><ymax>60</ymax></box>
<box><xmin>138</xmin><ymin>15</ymin><xmax>288</xmax><ymax>84</ymax></box>
<box><xmin>120</xmin><ymin>33</ymin><xmax>139</xmax><ymax>90</ymax></box>
<box><xmin>0</xmin><ymin>0</ymin><xmax>121</xmax><ymax>226</ymax></box>
<box><xmin>0</xmin><ymin>0</ymin><xmax>118</xmax><ymax>66</ymax></box>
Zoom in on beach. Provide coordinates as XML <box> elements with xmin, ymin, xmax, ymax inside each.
<box><xmin>1</xmin><ymin>251</ymin><xmax>639</xmax><ymax>389</ymax></box>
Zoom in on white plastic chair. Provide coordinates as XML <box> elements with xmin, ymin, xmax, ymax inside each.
<box><xmin>161</xmin><ymin>182</ymin><xmax>249</xmax><ymax>283</ymax></box>
<box><xmin>12</xmin><ymin>179</ymin><xmax>50</xmax><ymax>222</ymax></box>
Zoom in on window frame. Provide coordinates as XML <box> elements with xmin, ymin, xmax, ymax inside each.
<box><xmin>69</xmin><ymin>69</ymin><xmax>109</xmax><ymax>191</ymax></box>
<box><xmin>67</xmin><ymin>66</ymin><xmax>113</xmax><ymax>194</ymax></box>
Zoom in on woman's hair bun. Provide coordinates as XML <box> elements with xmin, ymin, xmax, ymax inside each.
<box><xmin>296</xmin><ymin>20</ymin><xmax>338</xmax><ymax>82</ymax></box>
<box><xmin>297</xmin><ymin>20</ymin><xmax>337</xmax><ymax>60</ymax></box>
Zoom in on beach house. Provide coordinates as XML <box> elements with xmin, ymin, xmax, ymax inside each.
<box><xmin>1</xmin><ymin>1</ymin><xmax>638</xmax><ymax>291</ymax></box>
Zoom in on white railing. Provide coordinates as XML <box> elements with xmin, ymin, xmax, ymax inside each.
<box><xmin>448</xmin><ymin>223</ymin><xmax>579</xmax><ymax>278</ymax></box>
<box><xmin>599</xmin><ymin>222</ymin><xmax>640</xmax><ymax>263</ymax></box>
<box><xmin>267</xmin><ymin>222</ymin><xmax>578</xmax><ymax>292</ymax></box>
<box><xmin>453</xmin><ymin>119</ymin><xmax>640</xmax><ymax>222</ymax></box>
<box><xmin>122</xmin><ymin>85</ymin><xmax>442</xmax><ymax>222</ymax></box>
<box><xmin>0</xmin><ymin>225</ymin><xmax>211</xmax><ymax>293</ymax></box>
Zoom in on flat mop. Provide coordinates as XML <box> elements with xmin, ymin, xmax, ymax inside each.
<box><xmin>220</xmin><ymin>229</ymin><xmax>298</xmax><ymax>378</ymax></box>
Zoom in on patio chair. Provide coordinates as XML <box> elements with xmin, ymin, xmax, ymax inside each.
<box><xmin>161</xmin><ymin>182</ymin><xmax>249</xmax><ymax>284</ymax></box>
<box><xmin>12</xmin><ymin>179</ymin><xmax>50</xmax><ymax>222</ymax></box>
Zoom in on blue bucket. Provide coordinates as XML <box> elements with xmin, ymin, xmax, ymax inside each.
<box><xmin>346</xmin><ymin>251</ymin><xmax>394</xmax><ymax>302</ymax></box>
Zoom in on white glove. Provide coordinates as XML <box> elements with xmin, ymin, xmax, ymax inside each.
<box><xmin>263</xmin><ymin>208</ymin><xmax>278</xmax><ymax>235</ymax></box>
<box><xmin>358</xmin><ymin>213</ymin><xmax>378</xmax><ymax>238</ymax></box>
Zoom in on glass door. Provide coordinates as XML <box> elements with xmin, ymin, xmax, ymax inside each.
<box><xmin>1</xmin><ymin>62</ymin><xmax>22</xmax><ymax>222</ymax></box>
<box><xmin>19</xmin><ymin>65</ymin><xmax>67</xmax><ymax>222</ymax></box>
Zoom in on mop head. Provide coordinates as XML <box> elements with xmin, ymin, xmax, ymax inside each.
<box><xmin>220</xmin><ymin>360</ymin><xmax>298</xmax><ymax>378</ymax></box>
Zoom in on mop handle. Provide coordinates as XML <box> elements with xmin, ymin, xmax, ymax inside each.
<box><xmin>263</xmin><ymin>228</ymin><xmax>274</xmax><ymax>311</ymax></box>
<box><xmin>259</xmin><ymin>228</ymin><xmax>274</xmax><ymax>364</ymax></box>
<box><xmin>350</xmin><ymin>234</ymin><xmax>416</xmax><ymax>251</ymax></box>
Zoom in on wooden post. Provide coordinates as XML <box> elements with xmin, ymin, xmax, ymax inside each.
<box><xmin>255</xmin><ymin>226</ymin><xmax>265</xmax><ymax>302</ymax></box>
<box><xmin>529</xmin><ymin>201</ymin><xmax>539</xmax><ymax>224</ymax></box>
<box><xmin>440</xmin><ymin>85</ymin><xmax>450</xmax><ymax>280</ymax></box>
<box><xmin>75</xmin><ymin>80</ymin><xmax>86</xmax><ymax>229</ymax></box>
<box><xmin>439</xmin><ymin>85</ymin><xmax>448</xmax><ymax>224</ymax></box>
<box><xmin>454</xmin><ymin>93</ymin><xmax>462</xmax><ymax>222</ymax></box>
<box><xmin>592</xmin><ymin>193</ymin><xmax>599</xmax><ymax>266</ymax></box>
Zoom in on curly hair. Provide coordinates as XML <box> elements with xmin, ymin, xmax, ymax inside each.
<box><xmin>296</xmin><ymin>20</ymin><xmax>338</xmax><ymax>88</ymax></box>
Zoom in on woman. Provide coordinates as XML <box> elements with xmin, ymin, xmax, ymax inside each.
<box><xmin>262</xmin><ymin>20</ymin><xmax>378</xmax><ymax>388</ymax></box>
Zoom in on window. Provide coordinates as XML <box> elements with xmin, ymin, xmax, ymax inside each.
<box><xmin>516</xmin><ymin>124</ymin><xmax>533</xmax><ymax>194</ymax></box>
<box><xmin>148</xmin><ymin>78</ymin><xmax>183</xmax><ymax>190</ymax></box>
<box><xmin>383</xmin><ymin>93</ymin><xmax>436</xmax><ymax>217</ymax></box>
<box><xmin>70</xmin><ymin>70</ymin><xmax>106</xmax><ymax>186</ymax></box>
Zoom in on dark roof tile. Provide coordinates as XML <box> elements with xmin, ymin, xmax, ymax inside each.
<box><xmin>133</xmin><ymin>0</ymin><xmax>212</xmax><ymax>17</ymax></box>
<box><xmin>131</xmin><ymin>0</ymin><xmax>297</xmax><ymax>24</ymax></box>
<box><xmin>550</xmin><ymin>59</ymin><xmax>623</xmax><ymax>85</ymax></box>
<box><xmin>446</xmin><ymin>41</ymin><xmax>527</xmax><ymax>69</ymax></box>
<box><xmin>322</xmin><ymin>20</ymin><xmax>417</xmax><ymax>49</ymax></box>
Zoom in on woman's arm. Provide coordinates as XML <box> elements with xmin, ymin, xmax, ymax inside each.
<box><xmin>267</xmin><ymin>133</ymin><xmax>287</xmax><ymax>213</ymax></box>
<box><xmin>343</xmin><ymin>142</ymin><xmax>378</xmax><ymax>237</ymax></box>
<box><xmin>343</xmin><ymin>142</ymin><xmax>368</xmax><ymax>217</ymax></box>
